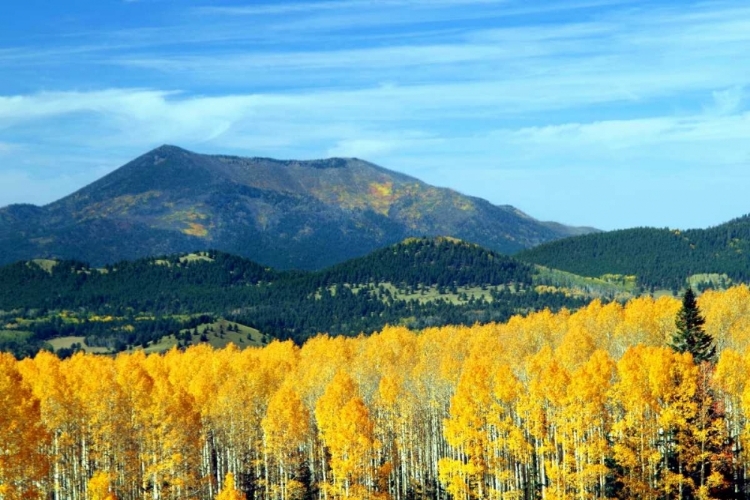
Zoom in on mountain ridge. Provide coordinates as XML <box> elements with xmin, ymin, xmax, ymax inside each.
<box><xmin>0</xmin><ymin>145</ymin><xmax>597</xmax><ymax>269</ymax></box>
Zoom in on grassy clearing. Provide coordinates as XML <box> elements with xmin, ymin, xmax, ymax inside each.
<box><xmin>688</xmin><ymin>273</ymin><xmax>732</xmax><ymax>289</ymax></box>
<box><xmin>386</xmin><ymin>283</ymin><xmax>500</xmax><ymax>305</ymax></box>
<box><xmin>533</xmin><ymin>266</ymin><xmax>635</xmax><ymax>299</ymax></box>
<box><xmin>30</xmin><ymin>259</ymin><xmax>59</xmax><ymax>273</ymax></box>
<box><xmin>344</xmin><ymin>270</ymin><xmax>637</xmax><ymax>307</ymax></box>
<box><xmin>180</xmin><ymin>252</ymin><xmax>214</xmax><ymax>264</ymax></box>
<box><xmin>154</xmin><ymin>251</ymin><xmax>215</xmax><ymax>267</ymax></box>
<box><xmin>47</xmin><ymin>336</ymin><xmax>112</xmax><ymax>354</ymax></box>
<box><xmin>135</xmin><ymin>319</ymin><xmax>266</xmax><ymax>354</ymax></box>
<box><xmin>340</xmin><ymin>282</ymin><xmax>503</xmax><ymax>305</ymax></box>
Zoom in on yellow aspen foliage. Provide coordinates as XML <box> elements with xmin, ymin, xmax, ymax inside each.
<box><xmin>701</xmin><ymin>285</ymin><xmax>750</xmax><ymax>352</ymax></box>
<box><xmin>563</xmin><ymin>350</ymin><xmax>616</xmax><ymax>497</ymax></box>
<box><xmin>715</xmin><ymin>349</ymin><xmax>749</xmax><ymax>465</ymax></box>
<box><xmin>0</xmin><ymin>352</ymin><xmax>48</xmax><ymax>500</ymax></box>
<box><xmin>264</xmin><ymin>384</ymin><xmax>310</xmax><ymax>458</ymax></box>
<box><xmin>315</xmin><ymin>371</ymin><xmax>379</xmax><ymax>500</ymax></box>
<box><xmin>87</xmin><ymin>471</ymin><xmax>117</xmax><ymax>500</ymax></box>
<box><xmin>441</xmin><ymin>357</ymin><xmax>493</xmax><ymax>499</ymax></box>
<box><xmin>556</xmin><ymin>324</ymin><xmax>597</xmax><ymax>371</ymax></box>
<box><xmin>216</xmin><ymin>473</ymin><xmax>246</xmax><ymax>500</ymax></box>
<box><xmin>66</xmin><ymin>353</ymin><xmax>129</xmax><ymax>488</ymax></box>
<box><xmin>610</xmin><ymin>345</ymin><xmax>662</xmax><ymax>498</ymax></box>
<box><xmin>263</xmin><ymin>384</ymin><xmax>311</xmax><ymax>500</ymax></box>
<box><xmin>569</xmin><ymin>299</ymin><xmax>621</xmax><ymax>355</ymax></box>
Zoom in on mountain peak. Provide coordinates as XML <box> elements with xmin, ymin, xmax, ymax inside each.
<box><xmin>151</xmin><ymin>144</ymin><xmax>189</xmax><ymax>155</ymax></box>
<box><xmin>0</xmin><ymin>146</ymin><xmax>596</xmax><ymax>269</ymax></box>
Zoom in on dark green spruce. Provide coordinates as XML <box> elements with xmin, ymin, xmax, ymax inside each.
<box><xmin>662</xmin><ymin>288</ymin><xmax>732</xmax><ymax>498</ymax></box>
<box><xmin>670</xmin><ymin>287</ymin><xmax>716</xmax><ymax>364</ymax></box>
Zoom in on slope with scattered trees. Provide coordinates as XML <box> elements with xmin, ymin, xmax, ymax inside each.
<box><xmin>0</xmin><ymin>239</ymin><xmax>594</xmax><ymax>357</ymax></box>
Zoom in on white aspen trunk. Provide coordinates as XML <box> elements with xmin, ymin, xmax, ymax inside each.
<box><xmin>54</xmin><ymin>432</ymin><xmax>61</xmax><ymax>500</ymax></box>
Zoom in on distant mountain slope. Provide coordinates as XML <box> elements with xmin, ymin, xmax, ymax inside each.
<box><xmin>0</xmin><ymin>238</ymin><xmax>601</xmax><ymax>356</ymax></box>
<box><xmin>0</xmin><ymin>145</ymin><xmax>595</xmax><ymax>269</ymax></box>
<box><xmin>516</xmin><ymin>215</ymin><xmax>750</xmax><ymax>290</ymax></box>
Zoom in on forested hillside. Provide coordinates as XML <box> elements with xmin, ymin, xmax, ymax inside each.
<box><xmin>3</xmin><ymin>287</ymin><xmax>750</xmax><ymax>499</ymax></box>
<box><xmin>517</xmin><ymin>215</ymin><xmax>750</xmax><ymax>290</ymax></box>
<box><xmin>0</xmin><ymin>238</ymin><xmax>601</xmax><ymax>357</ymax></box>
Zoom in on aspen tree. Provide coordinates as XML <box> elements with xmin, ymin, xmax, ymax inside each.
<box><xmin>700</xmin><ymin>285</ymin><xmax>750</xmax><ymax>352</ymax></box>
<box><xmin>516</xmin><ymin>345</ymin><xmax>571</xmax><ymax>499</ymax></box>
<box><xmin>563</xmin><ymin>350</ymin><xmax>615</xmax><ymax>498</ymax></box>
<box><xmin>315</xmin><ymin>371</ymin><xmax>379</xmax><ymax>500</ymax></box>
<box><xmin>18</xmin><ymin>351</ymin><xmax>82</xmax><ymax>500</ymax></box>
<box><xmin>175</xmin><ymin>344</ymin><xmax>227</xmax><ymax>495</ymax></box>
<box><xmin>263</xmin><ymin>384</ymin><xmax>311</xmax><ymax>500</ymax></box>
<box><xmin>66</xmin><ymin>354</ymin><xmax>129</xmax><ymax>491</ymax></box>
<box><xmin>367</xmin><ymin>327</ymin><xmax>418</xmax><ymax>500</ymax></box>
<box><xmin>87</xmin><ymin>471</ymin><xmax>117</xmax><ymax>500</ymax></box>
<box><xmin>715</xmin><ymin>349</ymin><xmax>750</xmax><ymax>494</ymax></box>
<box><xmin>440</xmin><ymin>356</ymin><xmax>494</xmax><ymax>500</ymax></box>
<box><xmin>414</xmin><ymin>326</ymin><xmax>470</xmax><ymax>497</ymax></box>
<box><xmin>611</xmin><ymin>346</ymin><xmax>661</xmax><ymax>498</ymax></box>
<box><xmin>216</xmin><ymin>473</ymin><xmax>246</xmax><ymax>500</ymax></box>
<box><xmin>0</xmin><ymin>352</ymin><xmax>48</xmax><ymax>500</ymax></box>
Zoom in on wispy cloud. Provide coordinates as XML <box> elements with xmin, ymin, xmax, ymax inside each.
<box><xmin>109</xmin><ymin>2</ymin><xmax>750</xmax><ymax>106</ymax></box>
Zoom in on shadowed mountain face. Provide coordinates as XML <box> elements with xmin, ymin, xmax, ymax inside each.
<box><xmin>0</xmin><ymin>145</ymin><xmax>595</xmax><ymax>269</ymax></box>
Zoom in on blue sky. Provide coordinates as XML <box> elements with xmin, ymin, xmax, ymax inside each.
<box><xmin>1</xmin><ymin>0</ymin><xmax>749</xmax><ymax>230</ymax></box>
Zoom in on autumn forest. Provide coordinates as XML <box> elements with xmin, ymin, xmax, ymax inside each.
<box><xmin>4</xmin><ymin>286</ymin><xmax>750</xmax><ymax>499</ymax></box>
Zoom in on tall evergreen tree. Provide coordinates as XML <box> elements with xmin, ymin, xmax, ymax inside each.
<box><xmin>670</xmin><ymin>287</ymin><xmax>716</xmax><ymax>364</ymax></box>
<box><xmin>666</xmin><ymin>288</ymin><xmax>733</xmax><ymax>498</ymax></box>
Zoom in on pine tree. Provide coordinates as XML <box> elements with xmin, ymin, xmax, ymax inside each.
<box><xmin>670</xmin><ymin>287</ymin><xmax>716</xmax><ymax>364</ymax></box>
<box><xmin>668</xmin><ymin>289</ymin><xmax>732</xmax><ymax>497</ymax></box>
